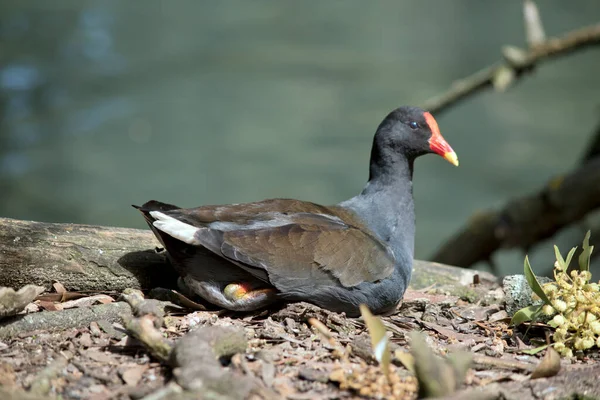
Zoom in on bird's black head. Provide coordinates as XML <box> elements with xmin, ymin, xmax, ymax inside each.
<box><xmin>373</xmin><ymin>106</ymin><xmax>458</xmax><ymax>167</ymax></box>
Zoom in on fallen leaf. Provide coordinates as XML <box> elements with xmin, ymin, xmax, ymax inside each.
<box><xmin>530</xmin><ymin>347</ymin><xmax>560</xmax><ymax>379</ymax></box>
<box><xmin>170</xmin><ymin>290</ymin><xmax>207</xmax><ymax>311</ymax></box>
<box><xmin>37</xmin><ymin>300</ymin><xmax>61</xmax><ymax>311</ymax></box>
<box><xmin>53</xmin><ymin>281</ymin><xmax>66</xmax><ymax>296</ymax></box>
<box><xmin>36</xmin><ymin>292</ymin><xmax>87</xmax><ymax>302</ymax></box>
<box><xmin>23</xmin><ymin>303</ymin><xmax>39</xmax><ymax>313</ymax></box>
<box><xmin>488</xmin><ymin>310</ymin><xmax>510</xmax><ymax>323</ymax></box>
<box><xmin>61</xmin><ymin>295</ymin><xmax>114</xmax><ymax>309</ymax></box>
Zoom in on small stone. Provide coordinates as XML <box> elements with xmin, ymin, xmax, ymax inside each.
<box><xmin>503</xmin><ymin>275</ymin><xmax>552</xmax><ymax>316</ymax></box>
<box><xmin>488</xmin><ymin>310</ymin><xmax>509</xmax><ymax>322</ymax></box>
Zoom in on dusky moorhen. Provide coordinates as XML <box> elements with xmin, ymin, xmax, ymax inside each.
<box><xmin>135</xmin><ymin>106</ymin><xmax>458</xmax><ymax>316</ymax></box>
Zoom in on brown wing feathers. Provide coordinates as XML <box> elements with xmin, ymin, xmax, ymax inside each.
<box><xmin>136</xmin><ymin>199</ymin><xmax>396</xmax><ymax>289</ymax></box>
<box><xmin>218</xmin><ymin>222</ymin><xmax>395</xmax><ymax>287</ymax></box>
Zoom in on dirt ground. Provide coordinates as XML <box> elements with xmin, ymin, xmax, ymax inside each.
<box><xmin>1</xmin><ymin>276</ymin><xmax>600</xmax><ymax>400</ymax></box>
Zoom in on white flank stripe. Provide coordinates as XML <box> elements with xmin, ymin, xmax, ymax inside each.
<box><xmin>150</xmin><ymin>211</ymin><xmax>201</xmax><ymax>245</ymax></box>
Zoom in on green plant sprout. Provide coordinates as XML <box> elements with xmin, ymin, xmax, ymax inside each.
<box><xmin>510</xmin><ymin>231</ymin><xmax>597</xmax><ymax>357</ymax></box>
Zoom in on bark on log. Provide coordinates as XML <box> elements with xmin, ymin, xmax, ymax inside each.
<box><xmin>0</xmin><ymin>301</ymin><xmax>133</xmax><ymax>339</ymax></box>
<box><xmin>0</xmin><ymin>217</ymin><xmax>178</xmax><ymax>292</ymax></box>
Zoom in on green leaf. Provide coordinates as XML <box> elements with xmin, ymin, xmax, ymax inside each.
<box><xmin>553</xmin><ymin>245</ymin><xmax>566</xmax><ymax>270</ymax></box>
<box><xmin>521</xmin><ymin>344</ymin><xmax>549</xmax><ymax>355</ymax></box>
<box><xmin>510</xmin><ymin>304</ymin><xmax>541</xmax><ymax>326</ymax></box>
<box><xmin>564</xmin><ymin>247</ymin><xmax>577</xmax><ymax>270</ymax></box>
<box><xmin>524</xmin><ymin>255</ymin><xmax>552</xmax><ymax>305</ymax></box>
<box><xmin>578</xmin><ymin>231</ymin><xmax>594</xmax><ymax>273</ymax></box>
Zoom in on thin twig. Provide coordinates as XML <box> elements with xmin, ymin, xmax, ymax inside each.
<box><xmin>422</xmin><ymin>24</ymin><xmax>600</xmax><ymax>115</ymax></box>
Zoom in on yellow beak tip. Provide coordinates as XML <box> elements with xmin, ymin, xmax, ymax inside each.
<box><xmin>444</xmin><ymin>152</ymin><xmax>459</xmax><ymax>167</ymax></box>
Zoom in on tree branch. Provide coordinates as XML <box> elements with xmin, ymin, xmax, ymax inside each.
<box><xmin>421</xmin><ymin>23</ymin><xmax>600</xmax><ymax>115</ymax></box>
<box><xmin>431</xmin><ymin>157</ymin><xmax>600</xmax><ymax>268</ymax></box>
<box><xmin>582</xmin><ymin>116</ymin><xmax>600</xmax><ymax>163</ymax></box>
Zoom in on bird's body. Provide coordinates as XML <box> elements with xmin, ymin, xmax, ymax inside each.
<box><xmin>136</xmin><ymin>106</ymin><xmax>458</xmax><ymax>316</ymax></box>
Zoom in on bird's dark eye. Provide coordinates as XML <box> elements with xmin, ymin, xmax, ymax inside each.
<box><xmin>409</xmin><ymin>121</ymin><xmax>419</xmax><ymax>130</ymax></box>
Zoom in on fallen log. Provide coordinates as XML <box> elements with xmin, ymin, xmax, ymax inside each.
<box><xmin>0</xmin><ymin>217</ymin><xmax>178</xmax><ymax>292</ymax></box>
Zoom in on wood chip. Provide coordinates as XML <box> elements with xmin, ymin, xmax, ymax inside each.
<box><xmin>37</xmin><ymin>300</ymin><xmax>60</xmax><ymax>311</ymax></box>
<box><xmin>89</xmin><ymin>321</ymin><xmax>102</xmax><ymax>337</ymax></box>
<box><xmin>120</xmin><ymin>364</ymin><xmax>148</xmax><ymax>386</ymax></box>
<box><xmin>84</xmin><ymin>350</ymin><xmax>116</xmax><ymax>364</ymax></box>
<box><xmin>488</xmin><ymin>310</ymin><xmax>510</xmax><ymax>323</ymax></box>
<box><xmin>79</xmin><ymin>332</ymin><xmax>93</xmax><ymax>348</ymax></box>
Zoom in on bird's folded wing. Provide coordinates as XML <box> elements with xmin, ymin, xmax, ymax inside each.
<box><xmin>218</xmin><ymin>222</ymin><xmax>396</xmax><ymax>287</ymax></box>
<box><xmin>150</xmin><ymin>200</ymin><xmax>396</xmax><ymax>288</ymax></box>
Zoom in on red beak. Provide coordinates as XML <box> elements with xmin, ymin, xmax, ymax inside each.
<box><xmin>424</xmin><ymin>112</ymin><xmax>459</xmax><ymax>166</ymax></box>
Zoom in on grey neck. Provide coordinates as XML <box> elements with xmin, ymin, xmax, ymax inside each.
<box><xmin>339</xmin><ymin>154</ymin><xmax>416</xmax><ymax>267</ymax></box>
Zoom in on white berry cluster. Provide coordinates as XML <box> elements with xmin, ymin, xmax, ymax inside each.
<box><xmin>540</xmin><ymin>262</ymin><xmax>600</xmax><ymax>357</ymax></box>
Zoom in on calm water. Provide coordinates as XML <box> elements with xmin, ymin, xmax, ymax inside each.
<box><xmin>1</xmin><ymin>1</ymin><xmax>599</xmax><ymax>274</ymax></box>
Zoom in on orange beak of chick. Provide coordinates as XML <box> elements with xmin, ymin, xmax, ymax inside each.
<box><xmin>424</xmin><ymin>112</ymin><xmax>459</xmax><ymax>167</ymax></box>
